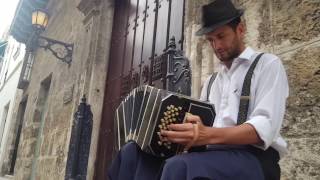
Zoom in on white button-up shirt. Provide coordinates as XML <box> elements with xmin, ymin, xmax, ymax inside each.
<box><xmin>200</xmin><ymin>47</ymin><xmax>289</xmax><ymax>157</ymax></box>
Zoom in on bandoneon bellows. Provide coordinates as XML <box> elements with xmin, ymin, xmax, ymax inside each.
<box><xmin>114</xmin><ymin>85</ymin><xmax>215</xmax><ymax>158</ymax></box>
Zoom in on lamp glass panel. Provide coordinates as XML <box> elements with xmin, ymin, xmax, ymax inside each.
<box><xmin>32</xmin><ymin>11</ymin><xmax>38</xmax><ymax>25</ymax></box>
<box><xmin>43</xmin><ymin>16</ymin><xmax>49</xmax><ymax>27</ymax></box>
<box><xmin>37</xmin><ymin>11</ymin><xmax>46</xmax><ymax>27</ymax></box>
<box><xmin>32</xmin><ymin>10</ymin><xmax>49</xmax><ymax>29</ymax></box>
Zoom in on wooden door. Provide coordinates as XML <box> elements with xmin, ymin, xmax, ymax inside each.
<box><xmin>95</xmin><ymin>0</ymin><xmax>185</xmax><ymax>179</ymax></box>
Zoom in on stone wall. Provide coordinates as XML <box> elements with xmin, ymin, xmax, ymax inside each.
<box><xmin>12</xmin><ymin>0</ymin><xmax>115</xmax><ymax>179</ymax></box>
<box><xmin>12</xmin><ymin>0</ymin><xmax>86</xmax><ymax>178</ymax></box>
<box><xmin>184</xmin><ymin>0</ymin><xmax>320</xmax><ymax>179</ymax></box>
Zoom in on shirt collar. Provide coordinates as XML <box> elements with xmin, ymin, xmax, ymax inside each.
<box><xmin>218</xmin><ymin>47</ymin><xmax>256</xmax><ymax>71</ymax></box>
<box><xmin>237</xmin><ymin>46</ymin><xmax>256</xmax><ymax>61</ymax></box>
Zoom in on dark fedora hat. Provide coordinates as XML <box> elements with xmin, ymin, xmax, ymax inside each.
<box><xmin>196</xmin><ymin>0</ymin><xmax>244</xmax><ymax>36</ymax></box>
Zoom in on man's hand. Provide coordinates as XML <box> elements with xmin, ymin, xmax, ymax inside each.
<box><xmin>160</xmin><ymin>113</ymin><xmax>210</xmax><ymax>147</ymax></box>
<box><xmin>160</xmin><ymin>113</ymin><xmax>263</xmax><ymax>148</ymax></box>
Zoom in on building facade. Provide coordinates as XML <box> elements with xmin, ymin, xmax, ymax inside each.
<box><xmin>0</xmin><ymin>34</ymin><xmax>25</xmax><ymax>177</ymax></box>
<box><xmin>6</xmin><ymin>0</ymin><xmax>320</xmax><ymax>179</ymax></box>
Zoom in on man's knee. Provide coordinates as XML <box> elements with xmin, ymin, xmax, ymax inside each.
<box><xmin>164</xmin><ymin>155</ymin><xmax>187</xmax><ymax>169</ymax></box>
<box><xmin>108</xmin><ymin>142</ymin><xmax>141</xmax><ymax>180</ymax></box>
<box><xmin>163</xmin><ymin>156</ymin><xmax>186</xmax><ymax>173</ymax></box>
<box><xmin>120</xmin><ymin>141</ymin><xmax>140</xmax><ymax>154</ymax></box>
<box><xmin>161</xmin><ymin>155</ymin><xmax>187</xmax><ymax>179</ymax></box>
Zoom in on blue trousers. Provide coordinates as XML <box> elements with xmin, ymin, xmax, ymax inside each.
<box><xmin>108</xmin><ymin>142</ymin><xmax>265</xmax><ymax>180</ymax></box>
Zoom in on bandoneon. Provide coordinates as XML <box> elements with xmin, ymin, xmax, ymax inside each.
<box><xmin>114</xmin><ymin>85</ymin><xmax>215</xmax><ymax>158</ymax></box>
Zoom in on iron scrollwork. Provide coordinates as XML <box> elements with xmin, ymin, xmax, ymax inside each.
<box><xmin>151</xmin><ymin>54</ymin><xmax>166</xmax><ymax>82</ymax></box>
<box><xmin>37</xmin><ymin>36</ymin><xmax>74</xmax><ymax>64</ymax></box>
<box><xmin>120</xmin><ymin>74</ymin><xmax>131</xmax><ymax>98</ymax></box>
<box><xmin>151</xmin><ymin>36</ymin><xmax>191</xmax><ymax>95</ymax></box>
<box><xmin>142</xmin><ymin>65</ymin><xmax>149</xmax><ymax>83</ymax></box>
<box><xmin>131</xmin><ymin>72</ymin><xmax>140</xmax><ymax>88</ymax></box>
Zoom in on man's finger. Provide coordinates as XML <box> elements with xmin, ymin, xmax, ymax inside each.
<box><xmin>167</xmin><ymin>123</ymin><xmax>193</xmax><ymax>131</ymax></box>
<box><xmin>185</xmin><ymin>113</ymin><xmax>201</xmax><ymax>124</ymax></box>
<box><xmin>164</xmin><ymin>137</ymin><xmax>191</xmax><ymax>145</ymax></box>
<box><xmin>161</xmin><ymin>130</ymin><xmax>193</xmax><ymax>139</ymax></box>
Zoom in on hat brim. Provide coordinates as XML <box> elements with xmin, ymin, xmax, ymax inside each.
<box><xmin>195</xmin><ymin>10</ymin><xmax>244</xmax><ymax>36</ymax></box>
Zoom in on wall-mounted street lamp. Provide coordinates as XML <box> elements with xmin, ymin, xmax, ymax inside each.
<box><xmin>32</xmin><ymin>9</ymin><xmax>73</xmax><ymax>64</ymax></box>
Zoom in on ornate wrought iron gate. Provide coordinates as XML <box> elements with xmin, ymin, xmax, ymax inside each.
<box><xmin>65</xmin><ymin>96</ymin><xmax>93</xmax><ymax>180</ymax></box>
<box><xmin>95</xmin><ymin>0</ymin><xmax>185</xmax><ymax>179</ymax></box>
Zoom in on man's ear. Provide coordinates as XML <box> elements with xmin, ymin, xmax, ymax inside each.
<box><xmin>237</xmin><ymin>22</ymin><xmax>246</xmax><ymax>38</ymax></box>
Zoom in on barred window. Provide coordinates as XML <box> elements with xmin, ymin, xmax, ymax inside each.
<box><xmin>18</xmin><ymin>52</ymin><xmax>35</xmax><ymax>89</ymax></box>
<box><xmin>13</xmin><ymin>44</ymin><xmax>21</xmax><ymax>61</ymax></box>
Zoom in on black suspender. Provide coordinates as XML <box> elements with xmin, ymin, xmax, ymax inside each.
<box><xmin>205</xmin><ymin>53</ymin><xmax>264</xmax><ymax>125</ymax></box>
<box><xmin>237</xmin><ymin>53</ymin><xmax>264</xmax><ymax>125</ymax></box>
<box><xmin>206</xmin><ymin>72</ymin><xmax>218</xmax><ymax>102</ymax></box>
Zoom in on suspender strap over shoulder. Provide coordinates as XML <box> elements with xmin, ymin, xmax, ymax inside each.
<box><xmin>237</xmin><ymin>53</ymin><xmax>264</xmax><ymax>125</ymax></box>
<box><xmin>206</xmin><ymin>72</ymin><xmax>218</xmax><ymax>102</ymax></box>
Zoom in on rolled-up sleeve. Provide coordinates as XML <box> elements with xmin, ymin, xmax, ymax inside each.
<box><xmin>245</xmin><ymin>58</ymin><xmax>289</xmax><ymax>150</ymax></box>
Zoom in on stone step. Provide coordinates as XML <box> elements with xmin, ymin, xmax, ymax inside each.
<box><xmin>0</xmin><ymin>175</ymin><xmax>14</xmax><ymax>180</ymax></box>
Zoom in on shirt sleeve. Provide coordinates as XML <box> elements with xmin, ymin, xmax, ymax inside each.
<box><xmin>244</xmin><ymin>57</ymin><xmax>289</xmax><ymax>150</ymax></box>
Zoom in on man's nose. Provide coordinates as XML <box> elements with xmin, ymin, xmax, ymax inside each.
<box><xmin>211</xmin><ymin>39</ymin><xmax>222</xmax><ymax>49</ymax></box>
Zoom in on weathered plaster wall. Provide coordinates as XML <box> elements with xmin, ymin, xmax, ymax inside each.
<box><xmin>184</xmin><ymin>0</ymin><xmax>320</xmax><ymax>179</ymax></box>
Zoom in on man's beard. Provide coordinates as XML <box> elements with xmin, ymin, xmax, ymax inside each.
<box><xmin>215</xmin><ymin>40</ymin><xmax>242</xmax><ymax>63</ymax></box>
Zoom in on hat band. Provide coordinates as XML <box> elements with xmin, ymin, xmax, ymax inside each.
<box><xmin>203</xmin><ymin>11</ymin><xmax>241</xmax><ymax>27</ymax></box>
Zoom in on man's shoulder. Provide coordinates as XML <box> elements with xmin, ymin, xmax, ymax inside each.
<box><xmin>253</xmin><ymin>52</ymin><xmax>287</xmax><ymax>76</ymax></box>
<box><xmin>247</xmin><ymin>47</ymin><xmax>280</xmax><ymax>64</ymax></box>
<box><xmin>256</xmin><ymin>52</ymin><xmax>282</xmax><ymax>67</ymax></box>
<box><xmin>260</xmin><ymin>52</ymin><xmax>279</xmax><ymax>60</ymax></box>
